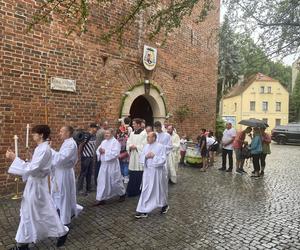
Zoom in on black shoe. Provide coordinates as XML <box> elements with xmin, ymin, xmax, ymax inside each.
<box><xmin>218</xmin><ymin>167</ymin><xmax>226</xmax><ymax>171</ymax></box>
<box><xmin>161</xmin><ymin>205</ymin><xmax>169</xmax><ymax>214</ymax></box>
<box><xmin>78</xmin><ymin>191</ymin><xmax>88</xmax><ymax>196</ymax></box>
<box><xmin>236</xmin><ymin>169</ymin><xmax>243</xmax><ymax>175</ymax></box>
<box><xmin>119</xmin><ymin>194</ymin><xmax>126</xmax><ymax>202</ymax></box>
<box><xmin>56</xmin><ymin>231</ymin><xmax>69</xmax><ymax>247</ymax></box>
<box><xmin>251</xmin><ymin>170</ymin><xmax>255</xmax><ymax>174</ymax></box>
<box><xmin>9</xmin><ymin>245</ymin><xmax>29</xmax><ymax>250</ymax></box>
<box><xmin>93</xmin><ymin>200</ymin><xmax>106</xmax><ymax>206</ymax></box>
<box><xmin>241</xmin><ymin>169</ymin><xmax>247</xmax><ymax>173</ymax></box>
<box><xmin>260</xmin><ymin>171</ymin><xmax>264</xmax><ymax>176</ymax></box>
<box><xmin>226</xmin><ymin>168</ymin><xmax>232</xmax><ymax>172</ymax></box>
<box><xmin>135</xmin><ymin>212</ymin><xmax>148</xmax><ymax>219</ymax></box>
<box><xmin>251</xmin><ymin>173</ymin><xmax>260</xmax><ymax>178</ymax></box>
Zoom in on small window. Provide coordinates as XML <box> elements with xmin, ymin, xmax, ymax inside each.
<box><xmin>250</xmin><ymin>101</ymin><xmax>255</xmax><ymax>111</ymax></box>
<box><xmin>275</xmin><ymin>119</ymin><xmax>281</xmax><ymax>126</ymax></box>
<box><xmin>234</xmin><ymin>103</ymin><xmax>237</xmax><ymax>112</ymax></box>
<box><xmin>262</xmin><ymin>118</ymin><xmax>268</xmax><ymax>124</ymax></box>
<box><xmin>276</xmin><ymin>102</ymin><xmax>281</xmax><ymax>112</ymax></box>
<box><xmin>268</xmin><ymin>87</ymin><xmax>272</xmax><ymax>93</ymax></box>
<box><xmin>260</xmin><ymin>86</ymin><xmax>265</xmax><ymax>93</ymax></box>
<box><xmin>262</xmin><ymin>101</ymin><xmax>268</xmax><ymax>111</ymax></box>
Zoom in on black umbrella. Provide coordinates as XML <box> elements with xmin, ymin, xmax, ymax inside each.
<box><xmin>238</xmin><ymin>118</ymin><xmax>269</xmax><ymax>128</ymax></box>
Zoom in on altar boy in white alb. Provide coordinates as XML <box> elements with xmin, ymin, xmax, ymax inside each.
<box><xmin>6</xmin><ymin>125</ymin><xmax>69</xmax><ymax>250</ymax></box>
<box><xmin>51</xmin><ymin>126</ymin><xmax>82</xmax><ymax>226</ymax></box>
<box><xmin>135</xmin><ymin>132</ymin><xmax>169</xmax><ymax>218</ymax></box>
<box><xmin>94</xmin><ymin>129</ymin><xmax>126</xmax><ymax>205</ymax></box>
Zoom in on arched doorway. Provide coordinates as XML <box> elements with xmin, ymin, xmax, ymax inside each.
<box><xmin>130</xmin><ymin>95</ymin><xmax>154</xmax><ymax>125</ymax></box>
<box><xmin>120</xmin><ymin>83</ymin><xmax>167</xmax><ymax>124</ymax></box>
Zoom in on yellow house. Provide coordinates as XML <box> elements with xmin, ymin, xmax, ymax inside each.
<box><xmin>221</xmin><ymin>73</ymin><xmax>289</xmax><ymax>130</ymax></box>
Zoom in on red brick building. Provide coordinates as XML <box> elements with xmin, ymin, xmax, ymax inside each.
<box><xmin>0</xmin><ymin>1</ymin><xmax>220</xmax><ymax>194</ymax></box>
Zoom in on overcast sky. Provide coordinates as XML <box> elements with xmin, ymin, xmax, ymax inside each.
<box><xmin>220</xmin><ymin>2</ymin><xmax>298</xmax><ymax>66</ymax></box>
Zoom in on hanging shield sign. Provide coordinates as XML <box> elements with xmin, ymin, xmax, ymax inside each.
<box><xmin>143</xmin><ymin>45</ymin><xmax>157</xmax><ymax>71</ymax></box>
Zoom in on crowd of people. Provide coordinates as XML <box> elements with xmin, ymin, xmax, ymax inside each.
<box><xmin>218</xmin><ymin>122</ymin><xmax>271</xmax><ymax>177</ymax></box>
<box><xmin>5</xmin><ymin>118</ymin><xmax>181</xmax><ymax>249</ymax></box>
<box><xmin>5</xmin><ymin>118</ymin><xmax>271</xmax><ymax>250</ymax></box>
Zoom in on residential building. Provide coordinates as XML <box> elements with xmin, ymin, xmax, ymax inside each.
<box><xmin>221</xmin><ymin>73</ymin><xmax>289</xmax><ymax>130</ymax></box>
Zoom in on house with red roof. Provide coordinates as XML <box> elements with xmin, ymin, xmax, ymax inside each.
<box><xmin>221</xmin><ymin>73</ymin><xmax>289</xmax><ymax>130</ymax></box>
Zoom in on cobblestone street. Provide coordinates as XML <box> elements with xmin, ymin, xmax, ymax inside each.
<box><xmin>1</xmin><ymin>144</ymin><xmax>300</xmax><ymax>250</ymax></box>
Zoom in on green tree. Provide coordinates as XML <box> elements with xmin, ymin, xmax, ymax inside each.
<box><xmin>224</xmin><ymin>0</ymin><xmax>300</xmax><ymax>58</ymax></box>
<box><xmin>290</xmin><ymin>73</ymin><xmax>300</xmax><ymax>121</ymax></box>
<box><xmin>29</xmin><ymin>0</ymin><xmax>215</xmax><ymax>43</ymax></box>
<box><xmin>218</xmin><ymin>15</ymin><xmax>243</xmax><ymax>99</ymax></box>
<box><xmin>237</xmin><ymin>34</ymin><xmax>292</xmax><ymax>88</ymax></box>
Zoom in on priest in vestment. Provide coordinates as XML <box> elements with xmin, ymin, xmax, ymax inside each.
<box><xmin>6</xmin><ymin>125</ymin><xmax>69</xmax><ymax>250</ymax></box>
<box><xmin>51</xmin><ymin>126</ymin><xmax>82</xmax><ymax>226</ymax></box>
<box><xmin>126</xmin><ymin>118</ymin><xmax>147</xmax><ymax>197</ymax></box>
<box><xmin>94</xmin><ymin>129</ymin><xmax>126</xmax><ymax>205</ymax></box>
<box><xmin>135</xmin><ymin>132</ymin><xmax>169</xmax><ymax>218</ymax></box>
<box><xmin>167</xmin><ymin>125</ymin><xmax>180</xmax><ymax>184</ymax></box>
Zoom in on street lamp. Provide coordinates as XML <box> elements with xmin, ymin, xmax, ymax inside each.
<box><xmin>144</xmin><ymin>79</ymin><xmax>150</xmax><ymax>95</ymax></box>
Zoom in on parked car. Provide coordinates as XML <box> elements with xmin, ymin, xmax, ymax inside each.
<box><xmin>271</xmin><ymin>123</ymin><xmax>300</xmax><ymax>144</ymax></box>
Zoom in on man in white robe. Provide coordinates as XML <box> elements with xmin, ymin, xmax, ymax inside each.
<box><xmin>167</xmin><ymin>125</ymin><xmax>180</xmax><ymax>184</ymax></box>
<box><xmin>154</xmin><ymin>121</ymin><xmax>172</xmax><ymax>202</ymax></box>
<box><xmin>126</xmin><ymin>118</ymin><xmax>147</xmax><ymax>197</ymax></box>
<box><xmin>6</xmin><ymin>125</ymin><xmax>69</xmax><ymax>250</ymax></box>
<box><xmin>51</xmin><ymin>126</ymin><xmax>82</xmax><ymax>226</ymax></box>
<box><xmin>94</xmin><ymin>129</ymin><xmax>126</xmax><ymax>205</ymax></box>
<box><xmin>135</xmin><ymin>132</ymin><xmax>168</xmax><ymax>218</ymax></box>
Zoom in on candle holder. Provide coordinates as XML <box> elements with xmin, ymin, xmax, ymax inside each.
<box><xmin>11</xmin><ymin>177</ymin><xmax>22</xmax><ymax>200</ymax></box>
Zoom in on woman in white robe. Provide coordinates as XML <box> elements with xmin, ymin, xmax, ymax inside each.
<box><xmin>135</xmin><ymin>132</ymin><xmax>168</xmax><ymax>218</ymax></box>
<box><xmin>51</xmin><ymin>126</ymin><xmax>82</xmax><ymax>225</ymax></box>
<box><xmin>6</xmin><ymin>125</ymin><xmax>69</xmax><ymax>250</ymax></box>
<box><xmin>95</xmin><ymin>129</ymin><xmax>125</xmax><ymax>205</ymax></box>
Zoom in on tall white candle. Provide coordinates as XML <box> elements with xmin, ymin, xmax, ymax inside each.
<box><xmin>26</xmin><ymin>124</ymin><xmax>29</xmax><ymax>148</ymax></box>
<box><xmin>14</xmin><ymin>135</ymin><xmax>18</xmax><ymax>157</ymax></box>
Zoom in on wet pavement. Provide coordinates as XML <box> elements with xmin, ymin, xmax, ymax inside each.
<box><xmin>1</xmin><ymin>143</ymin><xmax>300</xmax><ymax>250</ymax></box>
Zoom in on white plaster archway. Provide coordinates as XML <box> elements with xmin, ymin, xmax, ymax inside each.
<box><xmin>120</xmin><ymin>84</ymin><xmax>167</xmax><ymax>123</ymax></box>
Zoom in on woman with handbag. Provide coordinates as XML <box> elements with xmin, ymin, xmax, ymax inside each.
<box><xmin>260</xmin><ymin>128</ymin><xmax>271</xmax><ymax>176</ymax></box>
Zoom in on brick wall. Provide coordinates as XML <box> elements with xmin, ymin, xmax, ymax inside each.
<box><xmin>0</xmin><ymin>0</ymin><xmax>220</xmax><ymax>195</ymax></box>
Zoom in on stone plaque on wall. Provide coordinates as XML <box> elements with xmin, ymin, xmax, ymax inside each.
<box><xmin>50</xmin><ymin>77</ymin><xmax>76</xmax><ymax>92</ymax></box>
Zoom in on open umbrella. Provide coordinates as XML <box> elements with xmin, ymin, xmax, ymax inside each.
<box><xmin>238</xmin><ymin>118</ymin><xmax>269</xmax><ymax>128</ymax></box>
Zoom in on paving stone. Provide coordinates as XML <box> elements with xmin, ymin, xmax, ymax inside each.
<box><xmin>1</xmin><ymin>144</ymin><xmax>300</xmax><ymax>249</ymax></box>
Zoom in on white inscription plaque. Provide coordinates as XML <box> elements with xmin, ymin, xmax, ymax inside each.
<box><xmin>50</xmin><ymin>77</ymin><xmax>76</xmax><ymax>92</ymax></box>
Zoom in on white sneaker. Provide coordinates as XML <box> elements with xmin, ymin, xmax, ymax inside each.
<box><xmin>124</xmin><ymin>176</ymin><xmax>129</xmax><ymax>184</ymax></box>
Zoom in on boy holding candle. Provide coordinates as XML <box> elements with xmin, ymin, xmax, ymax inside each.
<box><xmin>6</xmin><ymin>125</ymin><xmax>69</xmax><ymax>249</ymax></box>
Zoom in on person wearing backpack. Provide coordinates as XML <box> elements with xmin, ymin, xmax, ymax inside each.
<box><xmin>249</xmin><ymin>127</ymin><xmax>263</xmax><ymax>178</ymax></box>
<box><xmin>233</xmin><ymin>127</ymin><xmax>252</xmax><ymax>174</ymax></box>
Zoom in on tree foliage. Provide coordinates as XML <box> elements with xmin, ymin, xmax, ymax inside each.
<box><xmin>218</xmin><ymin>15</ymin><xmax>243</xmax><ymax>99</ymax></box>
<box><xmin>30</xmin><ymin>0</ymin><xmax>215</xmax><ymax>43</ymax></box>
<box><xmin>237</xmin><ymin>34</ymin><xmax>292</xmax><ymax>88</ymax></box>
<box><xmin>218</xmin><ymin>20</ymin><xmax>292</xmax><ymax>103</ymax></box>
<box><xmin>224</xmin><ymin>0</ymin><xmax>300</xmax><ymax>58</ymax></box>
<box><xmin>290</xmin><ymin>73</ymin><xmax>300</xmax><ymax>122</ymax></box>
